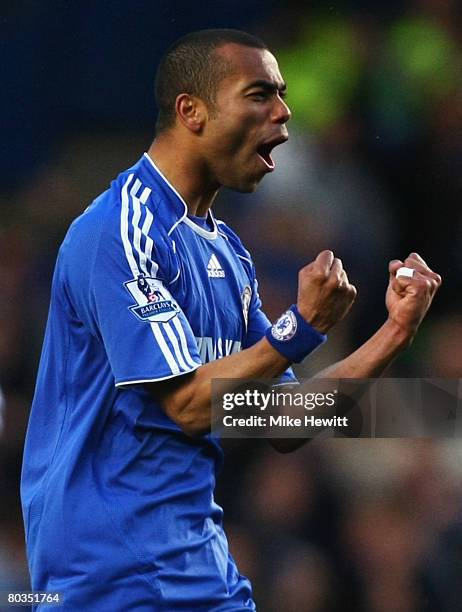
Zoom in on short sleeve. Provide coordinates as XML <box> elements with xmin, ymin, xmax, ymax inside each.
<box><xmin>82</xmin><ymin>181</ymin><xmax>202</xmax><ymax>386</ymax></box>
<box><xmin>94</xmin><ymin>271</ymin><xmax>202</xmax><ymax>386</ymax></box>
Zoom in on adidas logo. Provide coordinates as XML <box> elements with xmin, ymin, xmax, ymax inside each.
<box><xmin>207</xmin><ymin>254</ymin><xmax>225</xmax><ymax>278</ymax></box>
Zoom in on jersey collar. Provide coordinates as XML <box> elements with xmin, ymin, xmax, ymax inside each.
<box><xmin>142</xmin><ymin>152</ymin><xmax>218</xmax><ymax>239</ymax></box>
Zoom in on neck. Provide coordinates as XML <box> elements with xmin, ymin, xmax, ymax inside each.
<box><xmin>147</xmin><ymin>133</ymin><xmax>219</xmax><ymax>216</ymax></box>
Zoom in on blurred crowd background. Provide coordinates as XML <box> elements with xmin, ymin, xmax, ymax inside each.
<box><xmin>2</xmin><ymin>1</ymin><xmax>462</xmax><ymax>610</ymax></box>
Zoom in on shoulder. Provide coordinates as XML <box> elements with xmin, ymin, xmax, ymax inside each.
<box><xmin>63</xmin><ymin>166</ymin><xmax>173</xmax><ymax>260</ymax></box>
<box><xmin>215</xmin><ymin>218</ymin><xmax>255</xmax><ymax>281</ymax></box>
<box><xmin>215</xmin><ymin>219</ymin><xmax>254</xmax><ymax>271</ymax></box>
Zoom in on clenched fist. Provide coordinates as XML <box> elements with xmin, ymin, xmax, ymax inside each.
<box><xmin>297</xmin><ymin>250</ymin><xmax>357</xmax><ymax>334</ymax></box>
<box><xmin>386</xmin><ymin>252</ymin><xmax>441</xmax><ymax>341</ymax></box>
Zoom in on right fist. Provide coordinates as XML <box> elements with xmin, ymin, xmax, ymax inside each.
<box><xmin>297</xmin><ymin>250</ymin><xmax>357</xmax><ymax>334</ymax></box>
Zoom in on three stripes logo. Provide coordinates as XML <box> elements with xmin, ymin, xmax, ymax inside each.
<box><xmin>207</xmin><ymin>254</ymin><xmax>225</xmax><ymax>278</ymax></box>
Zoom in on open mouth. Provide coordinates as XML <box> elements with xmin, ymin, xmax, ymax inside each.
<box><xmin>256</xmin><ymin>135</ymin><xmax>288</xmax><ymax>171</ymax></box>
<box><xmin>257</xmin><ymin>143</ymin><xmax>276</xmax><ymax>170</ymax></box>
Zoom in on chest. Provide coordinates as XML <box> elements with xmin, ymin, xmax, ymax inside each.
<box><xmin>170</xmin><ymin>226</ymin><xmax>252</xmax><ymax>357</ymax></box>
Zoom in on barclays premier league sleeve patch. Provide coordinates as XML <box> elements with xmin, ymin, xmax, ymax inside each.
<box><xmin>124</xmin><ymin>273</ymin><xmax>179</xmax><ymax>323</ymax></box>
<box><xmin>271</xmin><ymin>310</ymin><xmax>298</xmax><ymax>341</ymax></box>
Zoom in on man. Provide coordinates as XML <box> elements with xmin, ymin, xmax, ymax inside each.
<box><xmin>21</xmin><ymin>29</ymin><xmax>441</xmax><ymax>611</ymax></box>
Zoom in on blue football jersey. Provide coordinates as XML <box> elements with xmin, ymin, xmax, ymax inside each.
<box><xmin>21</xmin><ymin>153</ymin><xmax>295</xmax><ymax>611</ymax></box>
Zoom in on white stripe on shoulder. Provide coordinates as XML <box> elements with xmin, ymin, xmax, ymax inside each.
<box><xmin>162</xmin><ymin>322</ymin><xmax>189</xmax><ymax>372</ymax></box>
<box><xmin>120</xmin><ymin>174</ymin><xmax>177</xmax><ymax>374</ymax></box>
<box><xmin>140</xmin><ymin>187</ymin><xmax>151</xmax><ymax>204</ymax></box>
<box><xmin>171</xmin><ymin>316</ymin><xmax>200</xmax><ymax>368</ymax></box>
<box><xmin>130</xmin><ymin>179</ymin><xmax>145</xmax><ymax>273</ymax></box>
<box><xmin>237</xmin><ymin>253</ymin><xmax>252</xmax><ymax>266</ymax></box>
<box><xmin>141</xmin><ymin>207</ymin><xmax>157</xmax><ymax>277</ymax></box>
<box><xmin>150</xmin><ymin>322</ymin><xmax>180</xmax><ymax>375</ymax></box>
<box><xmin>214</xmin><ymin>218</ymin><xmax>229</xmax><ymax>240</ymax></box>
<box><xmin>128</xmin><ymin>178</ymin><xmax>159</xmax><ymax>278</ymax></box>
<box><xmin>120</xmin><ymin>174</ymin><xmax>139</xmax><ymax>278</ymax></box>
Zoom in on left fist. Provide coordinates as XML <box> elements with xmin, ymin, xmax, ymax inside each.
<box><xmin>385</xmin><ymin>252</ymin><xmax>442</xmax><ymax>339</ymax></box>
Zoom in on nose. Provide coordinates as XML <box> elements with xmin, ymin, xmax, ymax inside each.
<box><xmin>272</xmin><ymin>95</ymin><xmax>291</xmax><ymax>124</ymax></box>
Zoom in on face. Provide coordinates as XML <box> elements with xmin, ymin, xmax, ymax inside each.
<box><xmin>201</xmin><ymin>44</ymin><xmax>291</xmax><ymax>192</ymax></box>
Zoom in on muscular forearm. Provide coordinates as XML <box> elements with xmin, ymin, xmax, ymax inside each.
<box><xmin>152</xmin><ymin>251</ymin><xmax>356</xmax><ymax>436</ymax></box>
<box><xmin>315</xmin><ymin>318</ymin><xmax>411</xmax><ymax>379</ymax></box>
<box><xmin>269</xmin><ymin>318</ymin><xmax>413</xmax><ymax>454</ymax></box>
<box><xmin>150</xmin><ymin>253</ymin><xmax>440</xmax><ymax>440</ymax></box>
<box><xmin>149</xmin><ymin>337</ymin><xmax>289</xmax><ymax>436</ymax></box>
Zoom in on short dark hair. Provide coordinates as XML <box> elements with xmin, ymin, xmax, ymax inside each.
<box><xmin>154</xmin><ymin>29</ymin><xmax>268</xmax><ymax>133</ymax></box>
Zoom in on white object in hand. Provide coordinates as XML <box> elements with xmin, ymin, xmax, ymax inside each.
<box><xmin>396</xmin><ymin>266</ymin><xmax>415</xmax><ymax>279</ymax></box>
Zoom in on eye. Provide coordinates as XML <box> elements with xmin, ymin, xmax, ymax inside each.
<box><xmin>248</xmin><ymin>92</ymin><xmax>268</xmax><ymax>101</ymax></box>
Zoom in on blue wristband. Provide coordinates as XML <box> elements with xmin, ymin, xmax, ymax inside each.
<box><xmin>265</xmin><ymin>304</ymin><xmax>327</xmax><ymax>363</ymax></box>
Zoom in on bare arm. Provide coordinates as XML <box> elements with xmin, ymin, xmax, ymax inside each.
<box><xmin>148</xmin><ymin>337</ymin><xmax>288</xmax><ymax>435</ymax></box>
<box><xmin>148</xmin><ymin>252</ymin><xmax>440</xmax><ymax>439</ymax></box>
<box><xmin>316</xmin><ymin>253</ymin><xmax>442</xmax><ymax>379</ymax></box>
<box><xmin>270</xmin><ymin>253</ymin><xmax>442</xmax><ymax>452</ymax></box>
<box><xmin>147</xmin><ymin>250</ymin><xmax>356</xmax><ymax>436</ymax></box>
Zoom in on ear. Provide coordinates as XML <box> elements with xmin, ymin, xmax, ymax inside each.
<box><xmin>175</xmin><ymin>94</ymin><xmax>207</xmax><ymax>133</ymax></box>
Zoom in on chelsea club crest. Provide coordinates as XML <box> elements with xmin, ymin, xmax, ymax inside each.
<box><xmin>271</xmin><ymin>310</ymin><xmax>297</xmax><ymax>341</ymax></box>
